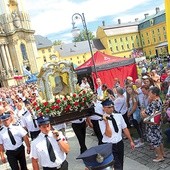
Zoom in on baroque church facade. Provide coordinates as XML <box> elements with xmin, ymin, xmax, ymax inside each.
<box><xmin>0</xmin><ymin>0</ymin><xmax>38</xmax><ymax>87</ymax></box>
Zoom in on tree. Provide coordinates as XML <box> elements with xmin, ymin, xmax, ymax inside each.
<box><xmin>73</xmin><ymin>29</ymin><xmax>95</xmax><ymax>42</ymax></box>
<box><xmin>53</xmin><ymin>40</ymin><xmax>62</xmax><ymax>45</ymax></box>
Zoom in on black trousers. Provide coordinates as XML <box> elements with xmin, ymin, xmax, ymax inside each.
<box><xmin>91</xmin><ymin>119</ymin><xmax>103</xmax><ymax>145</ymax></box>
<box><xmin>30</xmin><ymin>130</ymin><xmax>40</xmax><ymax>140</ymax></box>
<box><xmin>122</xmin><ymin>112</ymin><xmax>130</xmax><ymax>129</ymax></box>
<box><xmin>132</xmin><ymin>119</ymin><xmax>143</xmax><ymax>139</ymax></box>
<box><xmin>112</xmin><ymin>140</ymin><xmax>124</xmax><ymax>170</ymax></box>
<box><xmin>72</xmin><ymin>121</ymin><xmax>87</xmax><ymax>154</ymax></box>
<box><xmin>43</xmin><ymin>160</ymin><xmax>68</xmax><ymax>170</ymax></box>
<box><xmin>6</xmin><ymin>145</ymin><xmax>27</xmax><ymax>170</ymax></box>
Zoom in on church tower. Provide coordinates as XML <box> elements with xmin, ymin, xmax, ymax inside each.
<box><xmin>0</xmin><ymin>0</ymin><xmax>38</xmax><ymax>86</ymax></box>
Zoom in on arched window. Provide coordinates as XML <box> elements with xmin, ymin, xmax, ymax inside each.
<box><xmin>20</xmin><ymin>43</ymin><xmax>28</xmax><ymax>60</ymax></box>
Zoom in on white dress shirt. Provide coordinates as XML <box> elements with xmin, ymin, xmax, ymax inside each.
<box><xmin>30</xmin><ymin>131</ymin><xmax>66</xmax><ymax>168</ymax></box>
<box><xmin>20</xmin><ymin>110</ymin><xmax>39</xmax><ymax>132</ymax></box>
<box><xmin>99</xmin><ymin>113</ymin><xmax>127</xmax><ymax>144</ymax></box>
<box><xmin>0</xmin><ymin>124</ymin><xmax>27</xmax><ymax>150</ymax></box>
<box><xmin>90</xmin><ymin>100</ymin><xmax>104</xmax><ymax>120</ymax></box>
<box><xmin>97</xmin><ymin>86</ymin><xmax>103</xmax><ymax>100</ymax></box>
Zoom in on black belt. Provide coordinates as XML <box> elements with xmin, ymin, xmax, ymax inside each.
<box><xmin>43</xmin><ymin>166</ymin><xmax>61</xmax><ymax>170</ymax></box>
<box><xmin>43</xmin><ymin>160</ymin><xmax>66</xmax><ymax>170</ymax></box>
<box><xmin>6</xmin><ymin>144</ymin><xmax>24</xmax><ymax>152</ymax></box>
<box><xmin>112</xmin><ymin>140</ymin><xmax>123</xmax><ymax>146</ymax></box>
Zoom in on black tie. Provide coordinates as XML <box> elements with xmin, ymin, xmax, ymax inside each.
<box><xmin>7</xmin><ymin>128</ymin><xmax>16</xmax><ymax>145</ymax></box>
<box><xmin>45</xmin><ymin>135</ymin><xmax>56</xmax><ymax>162</ymax></box>
<box><xmin>110</xmin><ymin>115</ymin><xmax>119</xmax><ymax>133</ymax></box>
<box><xmin>30</xmin><ymin>110</ymin><xmax>37</xmax><ymax>128</ymax></box>
<box><xmin>33</xmin><ymin>119</ymin><xmax>37</xmax><ymax>128</ymax></box>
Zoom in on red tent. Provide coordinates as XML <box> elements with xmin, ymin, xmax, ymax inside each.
<box><xmin>76</xmin><ymin>51</ymin><xmax>138</xmax><ymax>88</ymax></box>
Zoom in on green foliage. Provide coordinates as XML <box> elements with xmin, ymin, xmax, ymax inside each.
<box><xmin>53</xmin><ymin>40</ymin><xmax>62</xmax><ymax>45</ymax></box>
<box><xmin>73</xmin><ymin>29</ymin><xmax>95</xmax><ymax>42</ymax></box>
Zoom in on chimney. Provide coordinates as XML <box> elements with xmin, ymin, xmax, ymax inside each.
<box><xmin>144</xmin><ymin>13</ymin><xmax>149</xmax><ymax>19</ymax></box>
<box><xmin>135</xmin><ymin>18</ymin><xmax>138</xmax><ymax>22</ymax></box>
<box><xmin>156</xmin><ymin>7</ymin><xmax>160</xmax><ymax>14</ymax></box>
<box><xmin>118</xmin><ymin>19</ymin><xmax>121</xmax><ymax>24</ymax></box>
<box><xmin>102</xmin><ymin>21</ymin><xmax>105</xmax><ymax>26</ymax></box>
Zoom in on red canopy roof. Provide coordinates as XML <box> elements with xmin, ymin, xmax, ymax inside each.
<box><xmin>76</xmin><ymin>51</ymin><xmax>128</xmax><ymax>70</ymax></box>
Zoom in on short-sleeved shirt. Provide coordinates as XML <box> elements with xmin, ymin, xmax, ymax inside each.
<box><xmin>20</xmin><ymin>110</ymin><xmax>39</xmax><ymax>132</ymax></box>
<box><xmin>99</xmin><ymin>113</ymin><xmax>127</xmax><ymax>144</ymax></box>
<box><xmin>0</xmin><ymin>124</ymin><xmax>27</xmax><ymax>150</ymax></box>
<box><xmin>90</xmin><ymin>100</ymin><xmax>104</xmax><ymax>120</ymax></box>
<box><xmin>114</xmin><ymin>96</ymin><xmax>127</xmax><ymax>115</ymax></box>
<box><xmin>30</xmin><ymin>131</ymin><xmax>66</xmax><ymax>168</ymax></box>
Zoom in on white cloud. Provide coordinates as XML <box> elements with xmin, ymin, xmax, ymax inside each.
<box><xmin>24</xmin><ymin>0</ymin><xmax>164</xmax><ymax>40</ymax></box>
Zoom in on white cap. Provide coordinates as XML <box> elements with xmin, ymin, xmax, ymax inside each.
<box><xmin>142</xmin><ymin>75</ymin><xmax>149</xmax><ymax>79</ymax></box>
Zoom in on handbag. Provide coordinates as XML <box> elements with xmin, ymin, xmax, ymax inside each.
<box><xmin>143</xmin><ymin>111</ymin><xmax>162</xmax><ymax>125</ymax></box>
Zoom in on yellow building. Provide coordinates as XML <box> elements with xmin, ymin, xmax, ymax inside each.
<box><xmin>53</xmin><ymin>39</ymin><xmax>105</xmax><ymax>67</ymax></box>
<box><xmin>96</xmin><ymin>20</ymin><xmax>142</xmax><ymax>58</ymax></box>
<box><xmin>165</xmin><ymin>0</ymin><xmax>170</xmax><ymax>53</ymax></box>
<box><xmin>139</xmin><ymin>8</ymin><xmax>167</xmax><ymax>57</ymax></box>
<box><xmin>96</xmin><ymin>7</ymin><xmax>167</xmax><ymax>58</ymax></box>
<box><xmin>35</xmin><ymin>35</ymin><xmax>59</xmax><ymax>71</ymax></box>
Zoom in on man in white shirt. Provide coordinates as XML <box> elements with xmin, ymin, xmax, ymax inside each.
<box><xmin>99</xmin><ymin>99</ymin><xmax>135</xmax><ymax>170</ymax></box>
<box><xmin>87</xmin><ymin>94</ymin><xmax>104</xmax><ymax>145</ymax></box>
<box><xmin>135</xmin><ymin>79</ymin><xmax>144</xmax><ymax>107</ymax></box>
<box><xmin>0</xmin><ymin>112</ymin><xmax>30</xmax><ymax>170</ymax></box>
<box><xmin>30</xmin><ymin>116</ymin><xmax>70</xmax><ymax>170</ymax></box>
<box><xmin>20</xmin><ymin>100</ymin><xmax>40</xmax><ymax>140</ymax></box>
<box><xmin>114</xmin><ymin>87</ymin><xmax>129</xmax><ymax>128</ymax></box>
<box><xmin>80</xmin><ymin>77</ymin><xmax>91</xmax><ymax>90</ymax></box>
<box><xmin>96</xmin><ymin>78</ymin><xmax>103</xmax><ymax>100</ymax></box>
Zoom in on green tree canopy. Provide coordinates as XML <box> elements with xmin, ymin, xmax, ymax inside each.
<box><xmin>73</xmin><ymin>29</ymin><xmax>95</xmax><ymax>42</ymax></box>
<box><xmin>53</xmin><ymin>40</ymin><xmax>62</xmax><ymax>45</ymax></box>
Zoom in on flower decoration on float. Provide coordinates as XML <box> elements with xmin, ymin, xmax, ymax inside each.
<box><xmin>32</xmin><ymin>89</ymin><xmax>94</xmax><ymax>117</ymax></box>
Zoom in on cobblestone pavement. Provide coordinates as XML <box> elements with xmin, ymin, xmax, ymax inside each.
<box><xmin>124</xmin><ymin>139</ymin><xmax>170</xmax><ymax>170</ymax></box>
<box><xmin>0</xmin><ymin>125</ymin><xmax>170</xmax><ymax>170</ymax></box>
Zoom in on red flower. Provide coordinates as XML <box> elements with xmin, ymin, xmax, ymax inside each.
<box><xmin>73</xmin><ymin>93</ymin><xmax>77</xmax><ymax>98</ymax></box>
<box><xmin>43</xmin><ymin>102</ymin><xmax>48</xmax><ymax>106</ymax></box>
<box><xmin>83</xmin><ymin>90</ymin><xmax>86</xmax><ymax>94</ymax></box>
<box><xmin>56</xmin><ymin>99</ymin><xmax>61</xmax><ymax>104</ymax></box>
<box><xmin>65</xmin><ymin>105</ymin><xmax>71</xmax><ymax>111</ymax></box>
<box><xmin>33</xmin><ymin>102</ymin><xmax>37</xmax><ymax>106</ymax></box>
<box><xmin>36</xmin><ymin>106</ymin><xmax>40</xmax><ymax>111</ymax></box>
<box><xmin>83</xmin><ymin>97</ymin><xmax>87</xmax><ymax>101</ymax></box>
<box><xmin>46</xmin><ymin>109</ymin><xmax>50</xmax><ymax>113</ymax></box>
<box><xmin>55</xmin><ymin>105</ymin><xmax>60</xmax><ymax>110</ymax></box>
<box><xmin>79</xmin><ymin>93</ymin><xmax>82</xmax><ymax>97</ymax></box>
<box><xmin>51</xmin><ymin>105</ymin><xmax>56</xmax><ymax>110</ymax></box>
<box><xmin>38</xmin><ymin>112</ymin><xmax>43</xmax><ymax>117</ymax></box>
<box><xmin>74</xmin><ymin>102</ymin><xmax>79</xmax><ymax>106</ymax></box>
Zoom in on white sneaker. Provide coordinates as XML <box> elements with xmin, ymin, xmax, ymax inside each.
<box><xmin>135</xmin><ymin>142</ymin><xmax>144</xmax><ymax>148</ymax></box>
<box><xmin>134</xmin><ymin>138</ymin><xmax>140</xmax><ymax>143</ymax></box>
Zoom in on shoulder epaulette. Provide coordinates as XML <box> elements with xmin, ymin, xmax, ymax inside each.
<box><xmin>22</xmin><ymin>110</ymin><xmax>27</xmax><ymax>116</ymax></box>
<box><xmin>12</xmin><ymin>123</ymin><xmax>20</xmax><ymax>126</ymax></box>
<box><xmin>0</xmin><ymin>126</ymin><xmax>4</xmax><ymax>131</ymax></box>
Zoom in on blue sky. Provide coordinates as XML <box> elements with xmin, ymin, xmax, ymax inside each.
<box><xmin>25</xmin><ymin>0</ymin><xmax>165</xmax><ymax>43</ymax></box>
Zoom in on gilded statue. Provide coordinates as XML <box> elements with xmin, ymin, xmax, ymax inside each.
<box><xmin>37</xmin><ymin>61</ymin><xmax>78</xmax><ymax>101</ymax></box>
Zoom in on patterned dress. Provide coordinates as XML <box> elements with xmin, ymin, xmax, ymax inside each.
<box><xmin>145</xmin><ymin>99</ymin><xmax>163</xmax><ymax>147</ymax></box>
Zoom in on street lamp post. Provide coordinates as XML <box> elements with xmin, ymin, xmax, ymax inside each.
<box><xmin>71</xmin><ymin>13</ymin><xmax>98</xmax><ymax>77</ymax></box>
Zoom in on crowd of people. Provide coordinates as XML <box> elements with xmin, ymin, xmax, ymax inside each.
<box><xmin>0</xmin><ymin>59</ymin><xmax>169</xmax><ymax>170</ymax></box>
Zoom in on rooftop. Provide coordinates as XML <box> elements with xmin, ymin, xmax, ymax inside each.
<box><xmin>54</xmin><ymin>39</ymin><xmax>105</xmax><ymax>57</ymax></box>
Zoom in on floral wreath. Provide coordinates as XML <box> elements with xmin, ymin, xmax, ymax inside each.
<box><xmin>32</xmin><ymin>89</ymin><xmax>94</xmax><ymax>117</ymax></box>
